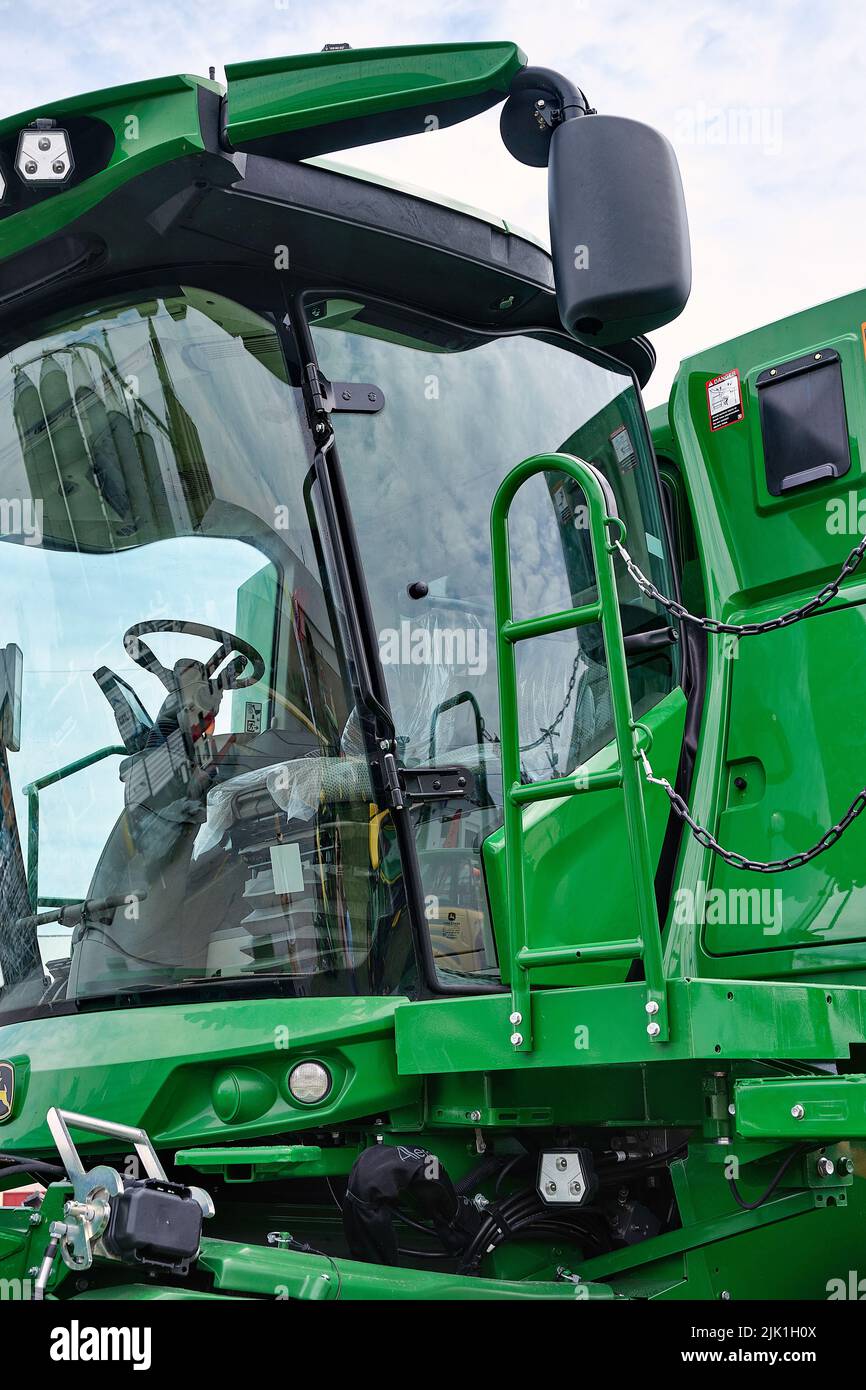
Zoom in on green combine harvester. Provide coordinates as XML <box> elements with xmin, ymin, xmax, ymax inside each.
<box><xmin>0</xmin><ymin>40</ymin><xmax>864</xmax><ymax>1304</ymax></box>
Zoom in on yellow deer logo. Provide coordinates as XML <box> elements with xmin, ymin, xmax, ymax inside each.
<box><xmin>0</xmin><ymin>1063</ymin><xmax>13</xmax><ymax>1122</ymax></box>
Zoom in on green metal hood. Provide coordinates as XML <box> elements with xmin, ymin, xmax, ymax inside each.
<box><xmin>0</xmin><ymin>997</ymin><xmax>419</xmax><ymax>1154</ymax></box>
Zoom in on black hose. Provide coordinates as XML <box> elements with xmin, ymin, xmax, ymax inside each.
<box><xmin>455</xmin><ymin>1153</ymin><xmax>507</xmax><ymax>1196</ymax></box>
<box><xmin>727</xmin><ymin>1145</ymin><xmax>809</xmax><ymax>1212</ymax></box>
<box><xmin>597</xmin><ymin>1144</ymin><xmax>688</xmax><ymax>1181</ymax></box>
<box><xmin>0</xmin><ymin>1156</ymin><xmax>64</xmax><ymax>1181</ymax></box>
<box><xmin>457</xmin><ymin>1187</ymin><xmax>608</xmax><ymax>1274</ymax></box>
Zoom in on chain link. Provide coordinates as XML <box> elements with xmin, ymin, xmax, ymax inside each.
<box><xmin>638</xmin><ymin>750</ymin><xmax>866</xmax><ymax>874</ymax></box>
<box><xmin>614</xmin><ymin>532</ymin><xmax>866</xmax><ymax>636</ymax></box>
<box><xmin>521</xmin><ymin>658</ymin><xmax>579</xmax><ymax>764</ymax></box>
<box><xmin>615</xmin><ymin>527</ymin><xmax>866</xmax><ymax>871</ymax></box>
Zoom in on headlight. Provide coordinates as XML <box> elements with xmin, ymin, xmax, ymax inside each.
<box><xmin>287</xmin><ymin>1060</ymin><xmax>332</xmax><ymax>1104</ymax></box>
<box><xmin>15</xmin><ymin>123</ymin><xmax>74</xmax><ymax>186</ymax></box>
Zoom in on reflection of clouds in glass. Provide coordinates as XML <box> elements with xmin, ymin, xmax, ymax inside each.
<box><xmin>0</xmin><ymin>293</ymin><xmax>325</xmax><ymax>904</ymax></box>
<box><xmin>0</xmin><ymin>536</ymin><xmax>265</xmax><ymax>899</ymax></box>
<box><xmin>313</xmin><ymin>325</ymin><xmax>654</xmax><ymax>779</ymax></box>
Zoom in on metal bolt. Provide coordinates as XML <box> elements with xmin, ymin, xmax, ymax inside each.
<box><xmin>556</xmin><ymin>1156</ymin><xmax>568</xmax><ymax>1171</ymax></box>
<box><xmin>52</xmin><ymin>160</ymin><xmax>65</xmax><ymax>175</ymax></box>
<box><xmin>378</xmin><ymin>740</ymin><xmax>390</xmax><ymax>751</ymax></box>
<box><xmin>720</xmin><ymin>1290</ymin><xmax>731</xmax><ymax>1300</ymax></box>
<box><xmin>645</xmin><ymin>999</ymin><xmax>659</xmax><ymax>1014</ymax></box>
<box><xmin>647</xmin><ymin>1021</ymin><xmax>661</xmax><ymax>1037</ymax></box>
<box><xmin>535</xmin><ymin>99</ymin><xmax>546</xmax><ymax>108</ymax></box>
<box><xmin>569</xmin><ymin>1180</ymin><xmax>583</xmax><ymax>1196</ymax></box>
<box><xmin>341</xmin><ymin>389</ymin><xmax>351</xmax><ymax>400</ymax></box>
<box><xmin>25</xmin><ymin>161</ymin><xmax>37</xmax><ymax>175</ymax></box>
<box><xmin>728</xmin><ymin>1103</ymin><xmax>736</xmax><ymax>1115</ymax></box>
<box><xmin>815</xmin><ymin>352</ymin><xmax>822</xmax><ymax>360</ymax></box>
<box><xmin>839</xmin><ymin>1155</ymin><xmax>855</xmax><ymax>1175</ymax></box>
<box><xmin>791</xmin><ymin>1103</ymin><xmax>805</xmax><ymax>1119</ymax></box>
<box><xmin>509</xmin><ymin>1011</ymin><xmax>522</xmax><ymax>1025</ymax></box>
<box><xmin>472</xmin><ymin>1193</ymin><xmax>490</xmax><ymax>1212</ymax></box>
<box><xmin>468</xmin><ymin>1110</ymin><xmax>482</xmax><ymax>1122</ymax></box>
<box><xmin>367</xmin><ymin>391</ymin><xmax>377</xmax><ymax>403</ymax></box>
<box><xmin>510</xmin><ymin>1032</ymin><xmax>523</xmax><ymax>1047</ymax></box>
<box><xmin>38</xmin><ymin>136</ymin><xmax>51</xmax><ymax>151</ymax></box>
<box><xmin>545</xmin><ymin>1181</ymin><xmax>557</xmax><ymax>1195</ymax></box>
<box><xmin>816</xmin><ymin>1156</ymin><xmax>835</xmax><ymax>1178</ymax></box>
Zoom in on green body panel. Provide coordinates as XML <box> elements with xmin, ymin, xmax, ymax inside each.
<box><xmin>578</xmin><ymin>1145</ymin><xmax>866</xmax><ymax>1301</ymax></box>
<box><xmin>174</xmin><ymin>1144</ymin><xmax>357</xmax><ymax>1181</ymax></box>
<box><xmin>654</xmin><ymin>288</ymin><xmax>866</xmax><ymax>985</ymax></box>
<box><xmin>0</xmin><ymin>998</ymin><xmax>417</xmax><ymax>1153</ymax></box>
<box><xmin>734</xmin><ymin>1073</ymin><xmax>866</xmax><ymax>1140</ymax></box>
<box><xmin>0</xmin><ymin>74</ymin><xmax>217</xmax><ymax>263</ymax></box>
<box><xmin>196</xmin><ymin>1237</ymin><xmax>609</xmax><ymax>1300</ymax></box>
<box><xmin>224</xmin><ymin>43</ymin><xmax>525</xmax><ymax>148</ymax></box>
<box><xmin>395</xmin><ymin>977</ymin><xmax>866</xmax><ymax>1074</ymax></box>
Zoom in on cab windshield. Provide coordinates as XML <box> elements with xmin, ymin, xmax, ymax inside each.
<box><xmin>0</xmin><ymin>288</ymin><xmax>414</xmax><ymax>1019</ymax></box>
<box><xmin>310</xmin><ymin>298</ymin><xmax>680</xmax><ymax>987</ymax></box>
<box><xmin>0</xmin><ymin>286</ymin><xmax>679</xmax><ymax>1020</ymax></box>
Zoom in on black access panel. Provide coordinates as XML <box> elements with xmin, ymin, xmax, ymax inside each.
<box><xmin>756</xmin><ymin>348</ymin><xmax>851</xmax><ymax>496</ymax></box>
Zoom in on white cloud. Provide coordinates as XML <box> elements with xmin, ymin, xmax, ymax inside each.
<box><xmin>3</xmin><ymin>0</ymin><xmax>865</xmax><ymax>402</ymax></box>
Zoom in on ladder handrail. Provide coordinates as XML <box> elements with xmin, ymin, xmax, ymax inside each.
<box><xmin>490</xmin><ymin>451</ymin><xmax>668</xmax><ymax>1051</ymax></box>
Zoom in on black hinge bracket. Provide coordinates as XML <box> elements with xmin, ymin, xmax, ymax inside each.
<box><xmin>379</xmin><ymin>758</ymin><xmax>476</xmax><ymax>810</ymax></box>
<box><xmin>332</xmin><ymin>381</ymin><xmax>385</xmax><ymax>413</ymax></box>
<box><xmin>304</xmin><ymin>363</ymin><xmax>384</xmax><ymax>422</ymax></box>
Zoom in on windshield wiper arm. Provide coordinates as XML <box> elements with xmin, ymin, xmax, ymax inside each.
<box><xmin>15</xmin><ymin>892</ymin><xmax>148</xmax><ymax>931</ymax></box>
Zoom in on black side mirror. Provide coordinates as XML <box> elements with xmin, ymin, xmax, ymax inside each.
<box><xmin>548</xmin><ymin>114</ymin><xmax>691</xmax><ymax>346</ymax></box>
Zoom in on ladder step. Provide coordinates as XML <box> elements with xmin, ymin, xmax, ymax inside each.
<box><xmin>502</xmin><ymin>600</ymin><xmax>602</xmax><ymax>643</ymax></box>
<box><xmin>510</xmin><ymin>767</ymin><xmax>623</xmax><ymax>804</ymax></box>
<box><xmin>517</xmin><ymin>939</ymin><xmax>644</xmax><ymax>969</ymax></box>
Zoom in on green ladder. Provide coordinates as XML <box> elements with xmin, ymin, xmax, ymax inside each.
<box><xmin>490</xmin><ymin>451</ymin><xmax>668</xmax><ymax>1052</ymax></box>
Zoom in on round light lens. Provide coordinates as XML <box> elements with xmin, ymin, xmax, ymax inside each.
<box><xmin>288</xmin><ymin>1061</ymin><xmax>331</xmax><ymax>1104</ymax></box>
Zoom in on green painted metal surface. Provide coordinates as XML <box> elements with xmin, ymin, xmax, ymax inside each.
<box><xmin>224</xmin><ymin>43</ymin><xmax>525</xmax><ymax>149</ymax></box>
<box><xmin>395</xmin><ymin>977</ymin><xmax>866</xmax><ymax>1074</ymax></box>
<box><xmin>175</xmin><ymin>1144</ymin><xmax>355</xmax><ymax>1180</ymax></box>
<box><xmin>656</xmin><ymin>288</ymin><xmax>866</xmax><ymax>986</ymax></box>
<box><xmin>735</xmin><ymin>1073</ymin><xmax>866</xmax><ymax>1140</ymax></box>
<box><xmin>0</xmin><ymin>997</ymin><xmax>417</xmax><ymax>1150</ymax></box>
<box><xmin>0</xmin><ymin>74</ymin><xmax>216</xmax><ymax>263</ymax></box>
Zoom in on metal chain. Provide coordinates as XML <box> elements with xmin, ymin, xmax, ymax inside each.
<box><xmin>639</xmin><ymin>748</ymin><xmax>866</xmax><ymax>873</ymax></box>
<box><xmin>521</xmin><ymin>657</ymin><xmax>580</xmax><ymax>763</ymax></box>
<box><xmin>614</xmin><ymin>533</ymin><xmax>866</xmax><ymax>636</ymax></box>
<box><xmin>609</xmin><ymin>526</ymin><xmax>866</xmax><ymax>870</ymax></box>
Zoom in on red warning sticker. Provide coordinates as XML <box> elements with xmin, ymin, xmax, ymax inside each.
<box><xmin>706</xmin><ymin>368</ymin><xmax>744</xmax><ymax>431</ymax></box>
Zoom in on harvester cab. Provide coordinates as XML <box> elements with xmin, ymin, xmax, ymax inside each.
<box><xmin>0</xmin><ymin>42</ymin><xmax>864</xmax><ymax>1303</ymax></box>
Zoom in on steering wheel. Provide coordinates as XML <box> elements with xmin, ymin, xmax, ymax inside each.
<box><xmin>123</xmin><ymin>620</ymin><xmax>266</xmax><ymax>693</ymax></box>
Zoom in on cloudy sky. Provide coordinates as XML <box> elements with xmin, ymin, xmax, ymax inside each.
<box><xmin>2</xmin><ymin>0</ymin><xmax>864</xmax><ymax>402</ymax></box>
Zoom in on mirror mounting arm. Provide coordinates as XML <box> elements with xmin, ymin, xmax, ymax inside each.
<box><xmin>501</xmin><ymin>66</ymin><xmax>593</xmax><ymax>167</ymax></box>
